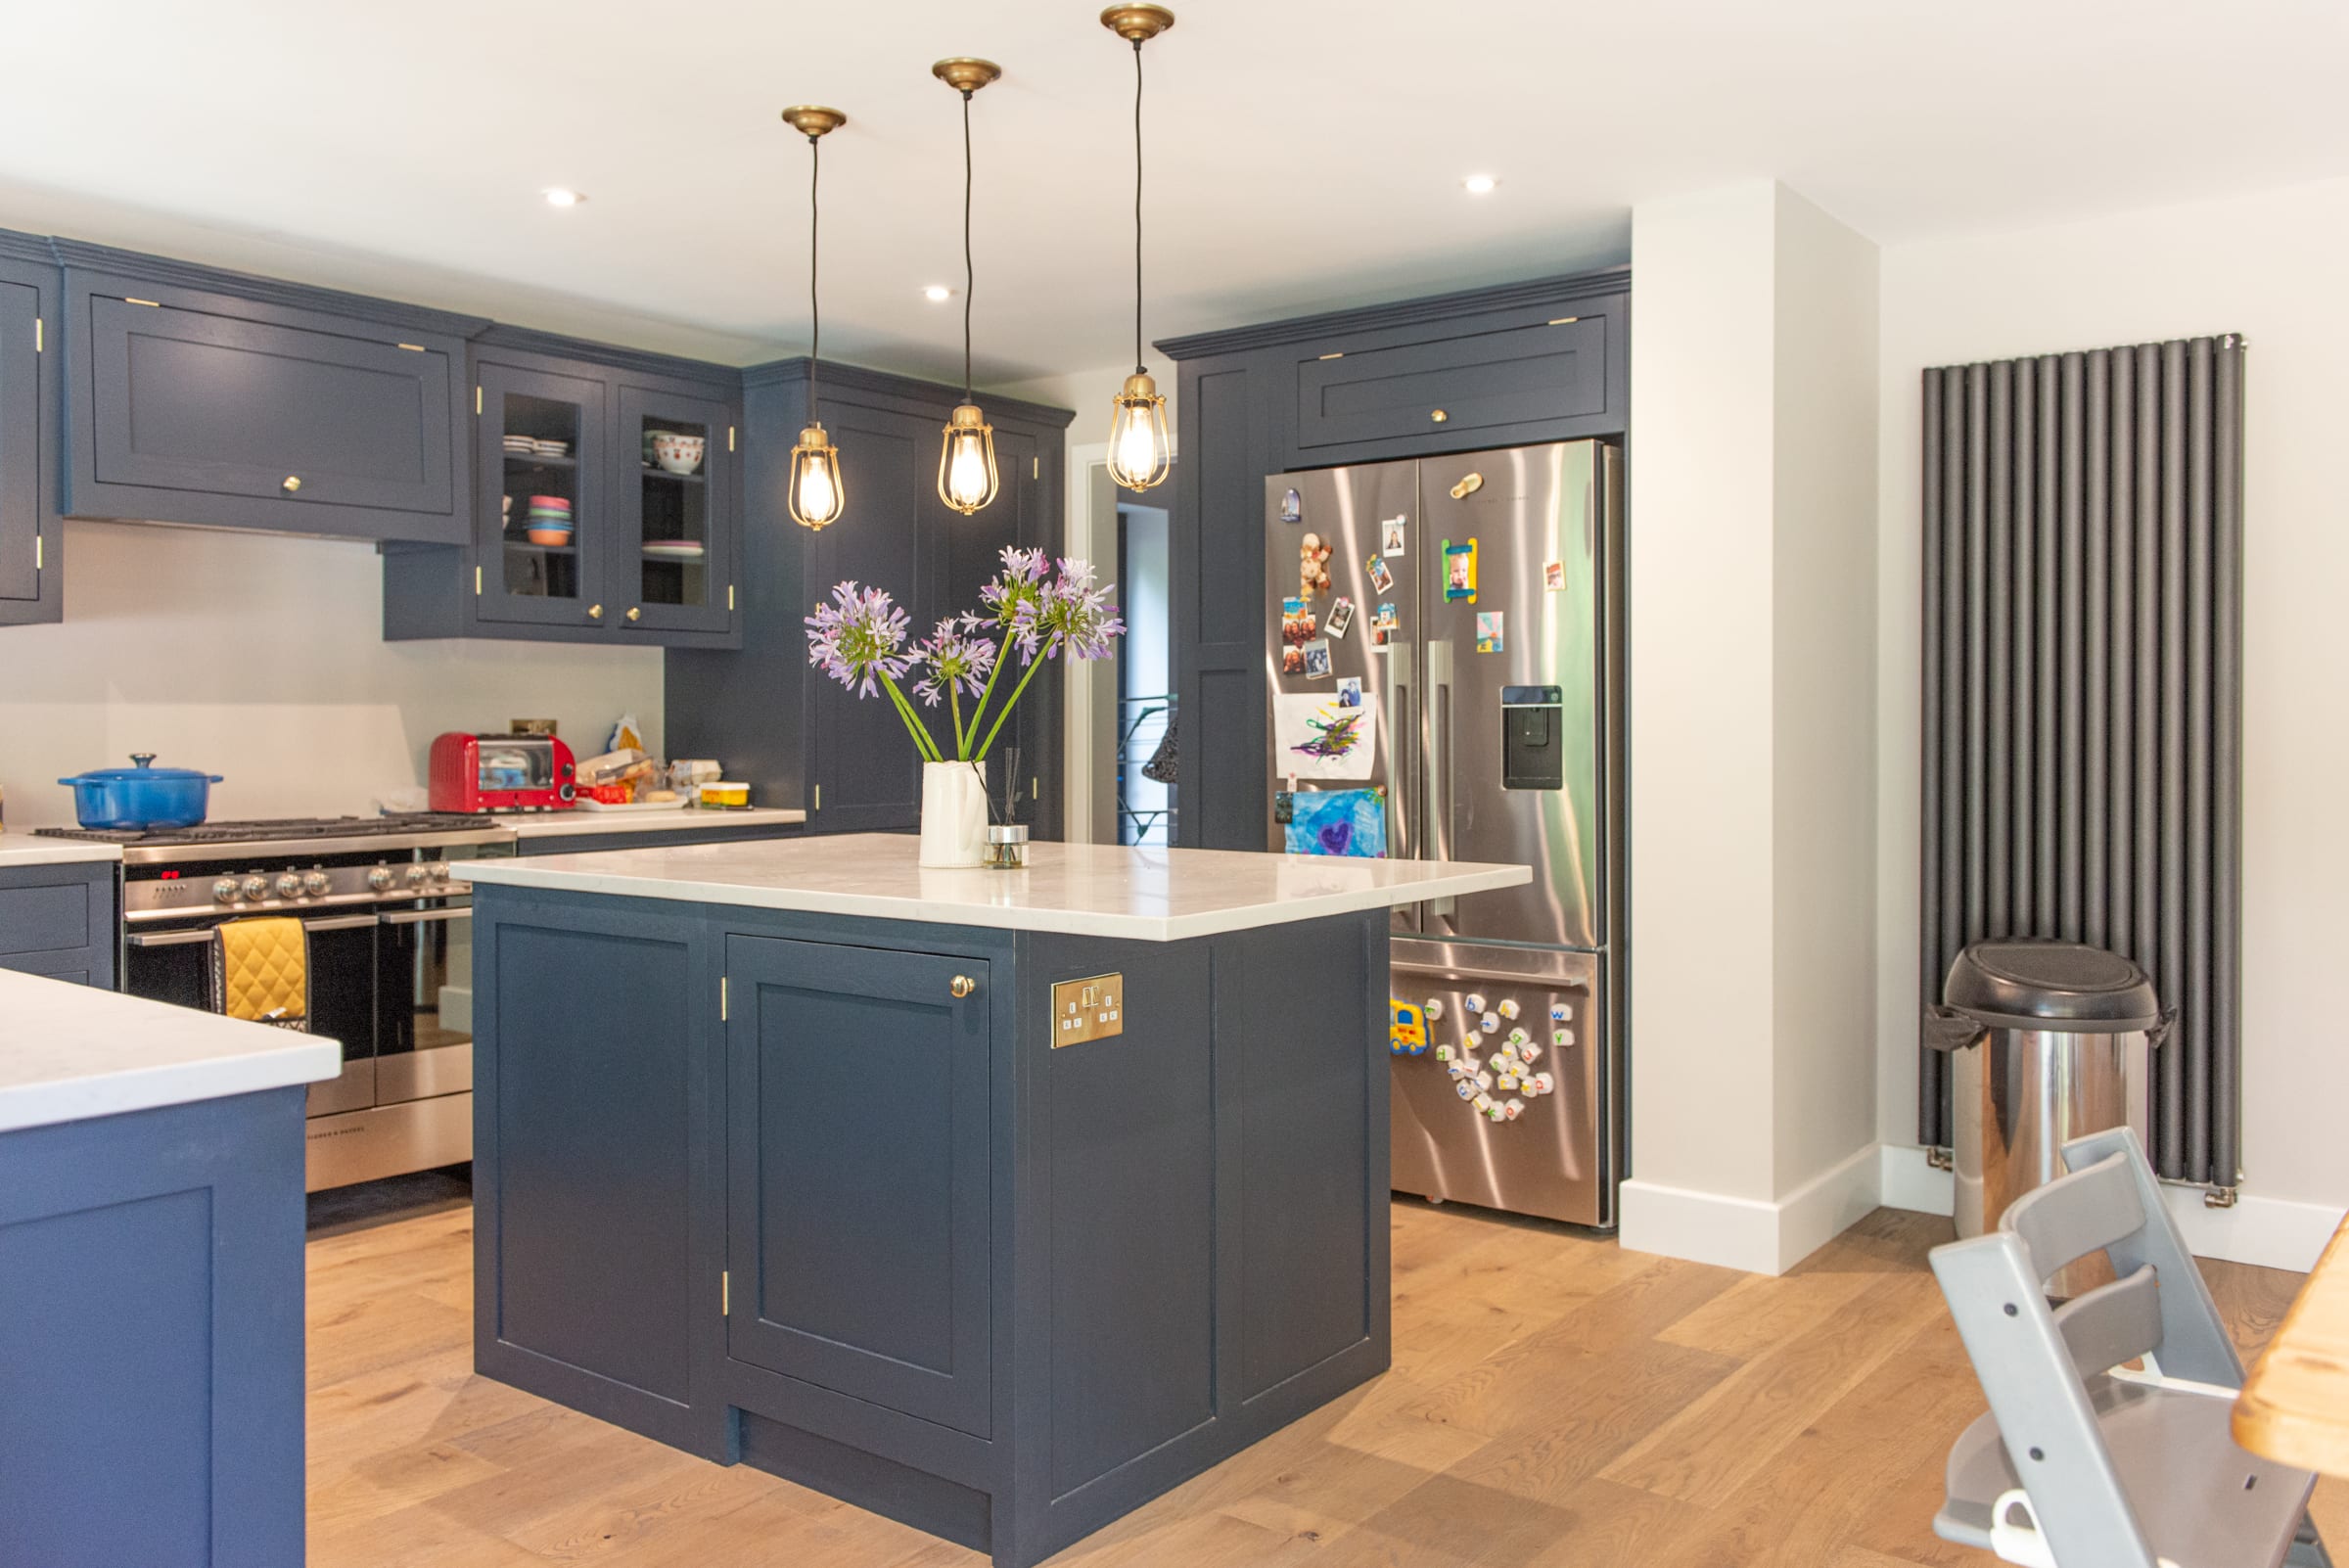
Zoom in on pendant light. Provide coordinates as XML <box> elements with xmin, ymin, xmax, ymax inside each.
<box><xmin>1100</xmin><ymin>5</ymin><xmax>1174</xmax><ymax>491</ymax></box>
<box><xmin>783</xmin><ymin>105</ymin><xmax>848</xmax><ymax>530</ymax></box>
<box><xmin>932</xmin><ymin>58</ymin><xmax>1003</xmax><ymax>516</ymax></box>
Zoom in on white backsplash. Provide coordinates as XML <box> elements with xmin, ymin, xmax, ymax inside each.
<box><xmin>0</xmin><ymin>520</ymin><xmax>666</xmax><ymax>829</ymax></box>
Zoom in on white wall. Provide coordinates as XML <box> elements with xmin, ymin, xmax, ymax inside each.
<box><xmin>1623</xmin><ymin>181</ymin><xmax>1883</xmax><ymax>1274</ymax></box>
<box><xmin>1875</xmin><ymin>176</ymin><xmax>2349</xmax><ymax>1263</ymax></box>
<box><xmin>1</xmin><ymin>522</ymin><xmax>666</xmax><ymax>827</ymax></box>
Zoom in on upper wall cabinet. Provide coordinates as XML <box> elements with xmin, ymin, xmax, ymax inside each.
<box><xmin>0</xmin><ymin>237</ymin><xmax>62</xmax><ymax>627</ymax></box>
<box><xmin>382</xmin><ymin>331</ymin><xmax>743</xmax><ymax>650</ymax></box>
<box><xmin>57</xmin><ymin>242</ymin><xmax>484</xmax><ymax>544</ymax></box>
<box><xmin>1293</xmin><ymin>313</ymin><xmax>1611</xmax><ymax>453</ymax></box>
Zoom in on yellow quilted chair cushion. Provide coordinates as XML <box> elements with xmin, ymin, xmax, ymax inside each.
<box><xmin>216</xmin><ymin>917</ymin><xmax>307</xmax><ymax>1024</ymax></box>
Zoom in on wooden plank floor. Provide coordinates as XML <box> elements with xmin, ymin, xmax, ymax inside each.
<box><xmin>307</xmin><ymin>1191</ymin><xmax>2348</xmax><ymax>1567</ymax></box>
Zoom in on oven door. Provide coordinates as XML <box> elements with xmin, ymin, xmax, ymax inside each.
<box><xmin>377</xmin><ymin>901</ymin><xmax>473</xmax><ymax>1104</ymax></box>
<box><xmin>125</xmin><ymin>912</ymin><xmax>379</xmax><ymax>1117</ymax></box>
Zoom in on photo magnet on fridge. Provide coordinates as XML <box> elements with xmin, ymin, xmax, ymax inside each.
<box><xmin>1443</xmin><ymin>538</ymin><xmax>1478</xmax><ymax>602</ymax></box>
<box><xmin>1381</xmin><ymin>516</ymin><xmax>1408</xmax><ymax>557</ymax></box>
<box><xmin>1280</xmin><ymin>595</ymin><xmax>1317</xmax><ymax>647</ymax></box>
<box><xmin>1475</xmin><ymin>612</ymin><xmax>1504</xmax><ymax>654</ymax></box>
<box><xmin>1301</xmin><ymin>638</ymin><xmax>1333</xmax><ymax>679</ymax></box>
<box><xmin>1336</xmin><ymin>676</ymin><xmax>1362</xmax><ymax>708</ymax></box>
<box><xmin>1279</xmin><ymin>487</ymin><xmax>1302</xmax><ymax>525</ymax></box>
<box><xmin>1543</xmin><ymin>560</ymin><xmax>1566</xmax><ymax>592</ymax></box>
<box><xmin>1366</xmin><ymin>555</ymin><xmax>1395</xmax><ymax>595</ymax></box>
<box><xmin>1369</xmin><ymin>600</ymin><xmax>1401</xmax><ymax>645</ymax></box>
<box><xmin>1325</xmin><ymin>596</ymin><xmax>1355</xmax><ymax>639</ymax></box>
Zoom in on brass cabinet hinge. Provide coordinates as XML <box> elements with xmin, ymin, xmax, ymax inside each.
<box><xmin>475</xmin><ymin>385</ymin><xmax>484</xmax><ymax>416</ymax></box>
<box><xmin>1547</xmin><ymin>316</ymin><xmax>1581</xmax><ymax>327</ymax></box>
<box><xmin>32</xmin><ymin>318</ymin><xmax>41</xmax><ymax>352</ymax></box>
<box><xmin>728</xmin><ymin>425</ymin><xmax>737</xmax><ymax>453</ymax></box>
<box><xmin>727</xmin><ymin>583</ymin><xmax>735</xmax><ymax>612</ymax></box>
<box><xmin>395</xmin><ymin>342</ymin><xmax>425</xmax><ymax>352</ymax></box>
<box><xmin>1317</xmin><ymin>351</ymin><xmax>1344</xmax><ymax>360</ymax></box>
<box><xmin>123</xmin><ymin>297</ymin><xmax>160</xmax><ymax>308</ymax></box>
<box><xmin>1032</xmin><ymin>455</ymin><xmax>1038</xmax><ymax>479</ymax></box>
<box><xmin>721</xmin><ymin>1269</ymin><xmax>730</xmax><ymax>1315</ymax></box>
<box><xmin>720</xmin><ymin>975</ymin><xmax>729</xmax><ymax>1021</ymax></box>
<box><xmin>34</xmin><ymin>534</ymin><xmax>42</xmax><ymax>570</ymax></box>
<box><xmin>812</xmin><ymin>784</ymin><xmax>821</xmax><ymax>810</ymax></box>
<box><xmin>473</xmin><ymin>565</ymin><xmax>483</xmax><ymax>596</ymax></box>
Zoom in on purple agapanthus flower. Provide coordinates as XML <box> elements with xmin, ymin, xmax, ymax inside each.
<box><xmin>979</xmin><ymin>545</ymin><xmax>1051</xmax><ymax>656</ymax></box>
<box><xmin>1008</xmin><ymin>556</ymin><xmax>1126</xmax><ymax>664</ymax></box>
<box><xmin>909</xmin><ymin>615</ymin><xmax>998</xmax><ymax>708</ymax></box>
<box><xmin>804</xmin><ymin>581</ymin><xmax>914</xmax><ymax>699</ymax></box>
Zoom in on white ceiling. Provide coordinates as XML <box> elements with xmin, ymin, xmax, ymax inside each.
<box><xmin>5</xmin><ymin>0</ymin><xmax>2345</xmax><ymax>389</ymax></box>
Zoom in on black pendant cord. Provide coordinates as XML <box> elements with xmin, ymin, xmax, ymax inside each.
<box><xmin>807</xmin><ymin>133</ymin><xmax>822</xmax><ymax>421</ymax></box>
<box><xmin>961</xmin><ymin>89</ymin><xmax>975</xmax><ymax>402</ymax></box>
<box><xmin>1131</xmin><ymin>39</ymin><xmax>1145</xmax><ymax>376</ymax></box>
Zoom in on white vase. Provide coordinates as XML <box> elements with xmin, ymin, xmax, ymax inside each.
<box><xmin>919</xmin><ymin>761</ymin><xmax>990</xmax><ymax>868</ymax></box>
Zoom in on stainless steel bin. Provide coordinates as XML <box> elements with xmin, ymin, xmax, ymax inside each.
<box><xmin>1926</xmin><ymin>940</ymin><xmax>2169</xmax><ymax>1297</ymax></box>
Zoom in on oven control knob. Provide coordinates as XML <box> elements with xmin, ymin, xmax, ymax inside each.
<box><xmin>404</xmin><ymin>865</ymin><xmax>430</xmax><ymax>887</ymax></box>
<box><xmin>302</xmin><ymin>870</ymin><xmax>331</xmax><ymax>896</ymax></box>
<box><xmin>274</xmin><ymin>873</ymin><xmax>303</xmax><ymax>899</ymax></box>
<box><xmin>213</xmin><ymin>878</ymin><xmax>241</xmax><ymax>902</ymax></box>
<box><xmin>242</xmin><ymin>875</ymin><xmax>270</xmax><ymax>900</ymax></box>
<box><xmin>367</xmin><ymin>865</ymin><xmax>394</xmax><ymax>891</ymax></box>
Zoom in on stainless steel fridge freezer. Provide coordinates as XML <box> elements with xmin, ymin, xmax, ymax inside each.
<box><xmin>1263</xmin><ymin>441</ymin><xmax>1624</xmax><ymax>1227</ymax></box>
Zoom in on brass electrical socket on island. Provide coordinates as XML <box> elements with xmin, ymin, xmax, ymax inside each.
<box><xmin>1050</xmin><ymin>973</ymin><xmax>1125</xmax><ymax>1046</ymax></box>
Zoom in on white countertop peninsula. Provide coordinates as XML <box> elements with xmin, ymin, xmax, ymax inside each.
<box><xmin>0</xmin><ymin>968</ymin><xmax>338</xmax><ymax>1133</ymax></box>
<box><xmin>456</xmin><ymin>833</ymin><xmax>1529</xmax><ymax>942</ymax></box>
<box><xmin>0</xmin><ymin>837</ymin><xmax>123</xmax><ymax>868</ymax></box>
<box><xmin>494</xmin><ymin>807</ymin><xmax>806</xmax><ymax>840</ymax></box>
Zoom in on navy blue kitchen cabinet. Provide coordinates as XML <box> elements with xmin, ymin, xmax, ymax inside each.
<box><xmin>0</xmin><ymin>861</ymin><xmax>117</xmax><ymax>988</ymax></box>
<box><xmin>0</xmin><ymin>1084</ymin><xmax>308</xmax><ymax>1567</ymax></box>
<box><xmin>1157</xmin><ymin>268</ymin><xmax>1631</xmax><ymax>850</ymax></box>
<box><xmin>469</xmin><ymin>886</ymin><xmax>1389</xmax><ymax>1568</ymax></box>
<box><xmin>0</xmin><ymin>234</ymin><xmax>62</xmax><ymax>626</ymax></box>
<box><xmin>384</xmin><ymin>329</ymin><xmax>744</xmax><ymax>650</ymax></box>
<box><xmin>57</xmin><ymin>241</ymin><xmax>484</xmax><ymax>545</ymax></box>
<box><xmin>664</xmin><ymin>359</ymin><xmax>1071</xmax><ymax>833</ymax></box>
<box><xmin>510</xmin><ymin>819</ymin><xmax>804</xmax><ymax>857</ymax></box>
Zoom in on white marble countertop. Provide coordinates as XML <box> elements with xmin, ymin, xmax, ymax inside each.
<box><xmin>0</xmin><ymin>970</ymin><xmax>339</xmax><ymax>1134</ymax></box>
<box><xmin>495</xmin><ymin>807</ymin><xmax>806</xmax><ymax>840</ymax></box>
<box><xmin>455</xmin><ymin>835</ymin><xmax>1531</xmax><ymax>942</ymax></box>
<box><xmin>0</xmin><ymin>837</ymin><xmax>123</xmax><ymax>868</ymax></box>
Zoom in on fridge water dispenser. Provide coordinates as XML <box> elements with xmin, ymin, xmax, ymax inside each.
<box><xmin>1500</xmin><ymin>685</ymin><xmax>1566</xmax><ymax>791</ymax></box>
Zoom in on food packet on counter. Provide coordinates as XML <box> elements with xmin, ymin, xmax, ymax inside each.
<box><xmin>576</xmin><ymin>747</ymin><xmax>657</xmax><ymax>787</ymax></box>
<box><xmin>607</xmin><ymin>714</ymin><xmax>645</xmax><ymax>755</ymax></box>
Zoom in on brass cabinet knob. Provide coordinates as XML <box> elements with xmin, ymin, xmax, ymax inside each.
<box><xmin>1429</xmin><ymin>409</ymin><xmax>1449</xmax><ymax>424</ymax></box>
<box><xmin>282</xmin><ymin>475</ymin><xmax>302</xmax><ymax>492</ymax></box>
<box><xmin>950</xmin><ymin>975</ymin><xmax>976</xmax><ymax>998</ymax></box>
<box><xmin>587</xmin><ymin>603</ymin><xmax>604</xmax><ymax>620</ymax></box>
<box><xmin>625</xmin><ymin>606</ymin><xmax>641</xmax><ymax>623</ymax></box>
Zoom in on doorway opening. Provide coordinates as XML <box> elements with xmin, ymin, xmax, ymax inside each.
<box><xmin>1114</xmin><ymin>498</ymin><xmax>1174</xmax><ymax>846</ymax></box>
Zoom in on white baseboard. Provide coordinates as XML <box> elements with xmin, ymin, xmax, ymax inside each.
<box><xmin>1621</xmin><ymin>1141</ymin><xmax>1882</xmax><ymax>1276</ymax></box>
<box><xmin>1874</xmin><ymin>1143</ymin><xmax>2344</xmax><ymax>1274</ymax></box>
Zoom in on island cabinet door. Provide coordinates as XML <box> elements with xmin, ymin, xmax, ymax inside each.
<box><xmin>723</xmin><ymin>935</ymin><xmax>993</xmax><ymax>1438</ymax></box>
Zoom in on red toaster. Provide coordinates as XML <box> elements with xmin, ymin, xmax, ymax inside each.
<box><xmin>428</xmin><ymin>732</ymin><xmax>576</xmax><ymax>813</ymax></box>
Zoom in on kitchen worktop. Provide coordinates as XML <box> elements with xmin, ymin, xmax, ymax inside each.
<box><xmin>494</xmin><ymin>806</ymin><xmax>806</xmax><ymax>839</ymax></box>
<box><xmin>0</xmin><ymin>837</ymin><xmax>123</xmax><ymax>868</ymax></box>
<box><xmin>0</xmin><ymin>968</ymin><xmax>338</xmax><ymax>1133</ymax></box>
<box><xmin>457</xmin><ymin>834</ymin><xmax>1529</xmax><ymax>941</ymax></box>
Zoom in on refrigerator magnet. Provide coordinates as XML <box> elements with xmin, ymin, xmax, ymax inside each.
<box><xmin>1369</xmin><ymin>601</ymin><xmax>1400</xmax><ymax>643</ymax></box>
<box><xmin>1326</xmin><ymin>596</ymin><xmax>1356</xmax><ymax>640</ymax></box>
<box><xmin>1301</xmin><ymin>638</ymin><xmax>1333</xmax><ymax>679</ymax></box>
<box><xmin>1335</xmin><ymin>675</ymin><xmax>1362</xmax><ymax>708</ymax></box>
<box><xmin>1279</xmin><ymin>487</ymin><xmax>1302</xmax><ymax>525</ymax></box>
<box><xmin>1281</xmin><ymin>595</ymin><xmax>1317</xmax><ymax>647</ymax></box>
<box><xmin>1475</xmin><ymin>611</ymin><xmax>1504</xmax><ymax>654</ymax></box>
<box><xmin>1366</xmin><ymin>555</ymin><xmax>1395</xmax><ymax>595</ymax></box>
<box><xmin>1443</xmin><ymin>538</ymin><xmax>1478</xmax><ymax>602</ymax></box>
<box><xmin>1273</xmin><ymin>790</ymin><xmax>1294</xmax><ymax>824</ymax></box>
<box><xmin>1380</xmin><ymin>516</ymin><xmax>1408</xmax><ymax>557</ymax></box>
<box><xmin>1543</xmin><ymin>560</ymin><xmax>1566</xmax><ymax>592</ymax></box>
<box><xmin>1282</xmin><ymin>644</ymin><xmax>1306</xmax><ymax>675</ymax></box>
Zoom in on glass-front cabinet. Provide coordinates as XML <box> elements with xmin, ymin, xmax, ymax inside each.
<box><xmin>620</xmin><ymin>385</ymin><xmax>732</xmax><ymax>635</ymax></box>
<box><xmin>477</xmin><ymin>361</ymin><xmax>607</xmax><ymax>629</ymax></box>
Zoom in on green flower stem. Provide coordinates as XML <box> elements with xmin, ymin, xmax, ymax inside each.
<box><xmin>948</xmin><ymin>684</ymin><xmax>967</xmax><ymax>761</ymax></box>
<box><xmin>880</xmin><ymin>674</ymin><xmax>944</xmax><ymax>762</ymax></box>
<box><xmin>959</xmin><ymin>636</ymin><xmax>1011</xmax><ymax>757</ymax></box>
<box><xmin>973</xmin><ymin>651</ymin><xmax>1048</xmax><ymax>762</ymax></box>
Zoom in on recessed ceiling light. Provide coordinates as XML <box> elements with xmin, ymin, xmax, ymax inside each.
<box><xmin>1462</xmin><ymin>173</ymin><xmax>1498</xmax><ymax>195</ymax></box>
<box><xmin>923</xmin><ymin>285</ymin><xmax>953</xmax><ymax>302</ymax></box>
<box><xmin>542</xmin><ymin>188</ymin><xmax>585</xmax><ymax>208</ymax></box>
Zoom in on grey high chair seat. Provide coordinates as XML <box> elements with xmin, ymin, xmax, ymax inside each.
<box><xmin>1929</xmin><ymin>1126</ymin><xmax>2333</xmax><ymax>1568</ymax></box>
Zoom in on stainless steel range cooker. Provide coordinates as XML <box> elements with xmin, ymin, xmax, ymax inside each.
<box><xmin>36</xmin><ymin>814</ymin><xmax>517</xmax><ymax>1189</ymax></box>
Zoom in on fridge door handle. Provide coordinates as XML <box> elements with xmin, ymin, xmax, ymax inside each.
<box><xmin>1390</xmin><ymin>655</ymin><xmax>1413</xmax><ymax>863</ymax></box>
<box><xmin>1427</xmin><ymin>638</ymin><xmax>1456</xmax><ymax>917</ymax></box>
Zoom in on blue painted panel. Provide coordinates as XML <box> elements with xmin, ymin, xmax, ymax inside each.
<box><xmin>0</xmin><ymin>1086</ymin><xmax>307</xmax><ymax>1568</ymax></box>
<box><xmin>724</xmin><ymin>934</ymin><xmax>993</xmax><ymax>1439</ymax></box>
<box><xmin>0</xmin><ymin>251</ymin><xmax>60</xmax><ymax>625</ymax></box>
<box><xmin>1295</xmin><ymin>315</ymin><xmax>1609</xmax><ymax>450</ymax></box>
<box><xmin>0</xmin><ymin>863</ymin><xmax>116</xmax><ymax>988</ymax></box>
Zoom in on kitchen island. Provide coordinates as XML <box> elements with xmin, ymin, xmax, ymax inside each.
<box><xmin>0</xmin><ymin>968</ymin><xmax>337</xmax><ymax>1568</ymax></box>
<box><xmin>457</xmin><ymin>835</ymin><xmax>1528</xmax><ymax>1568</ymax></box>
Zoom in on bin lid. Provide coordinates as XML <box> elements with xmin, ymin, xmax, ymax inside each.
<box><xmin>1940</xmin><ymin>940</ymin><xmax>2164</xmax><ymax>1034</ymax></box>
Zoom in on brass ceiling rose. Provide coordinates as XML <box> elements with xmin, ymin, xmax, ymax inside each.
<box><xmin>1099</xmin><ymin>4</ymin><xmax>1175</xmax><ymax>42</ymax></box>
<box><xmin>780</xmin><ymin>106</ymin><xmax>848</xmax><ymax>139</ymax></box>
<box><xmin>930</xmin><ymin>58</ymin><xmax>1003</xmax><ymax>95</ymax></box>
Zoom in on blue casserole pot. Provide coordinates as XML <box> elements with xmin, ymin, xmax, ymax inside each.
<box><xmin>58</xmin><ymin>754</ymin><xmax>225</xmax><ymax>830</ymax></box>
